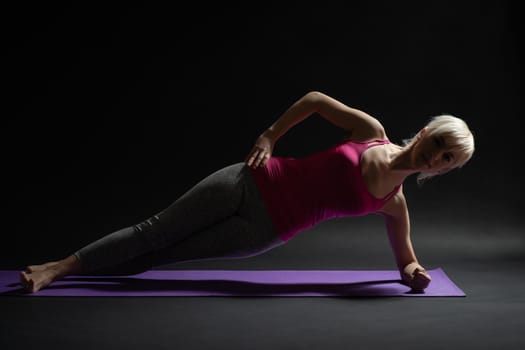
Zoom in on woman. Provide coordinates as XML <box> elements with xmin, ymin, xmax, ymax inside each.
<box><xmin>20</xmin><ymin>91</ymin><xmax>475</xmax><ymax>293</ymax></box>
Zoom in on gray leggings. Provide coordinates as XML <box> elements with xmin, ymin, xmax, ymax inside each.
<box><xmin>73</xmin><ymin>162</ymin><xmax>284</xmax><ymax>275</ymax></box>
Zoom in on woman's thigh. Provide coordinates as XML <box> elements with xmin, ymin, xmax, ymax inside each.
<box><xmin>148</xmin><ymin>215</ymin><xmax>284</xmax><ymax>266</ymax></box>
<box><xmin>134</xmin><ymin>162</ymin><xmax>248</xmax><ymax>249</ymax></box>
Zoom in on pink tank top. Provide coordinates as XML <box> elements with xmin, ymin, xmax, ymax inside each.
<box><xmin>249</xmin><ymin>139</ymin><xmax>401</xmax><ymax>242</ymax></box>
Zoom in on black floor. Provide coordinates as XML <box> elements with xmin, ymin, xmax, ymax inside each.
<box><xmin>2</xmin><ymin>218</ymin><xmax>524</xmax><ymax>350</ymax></box>
<box><xmin>3</xmin><ymin>1</ymin><xmax>523</xmax><ymax>348</ymax></box>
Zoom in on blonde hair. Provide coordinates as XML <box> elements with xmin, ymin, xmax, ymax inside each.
<box><xmin>403</xmin><ymin>114</ymin><xmax>475</xmax><ymax>185</ymax></box>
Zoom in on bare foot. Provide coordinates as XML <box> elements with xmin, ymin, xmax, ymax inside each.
<box><xmin>24</xmin><ymin>261</ymin><xmax>60</xmax><ymax>273</ymax></box>
<box><xmin>20</xmin><ymin>255</ymin><xmax>83</xmax><ymax>293</ymax></box>
<box><xmin>20</xmin><ymin>267</ymin><xmax>60</xmax><ymax>293</ymax></box>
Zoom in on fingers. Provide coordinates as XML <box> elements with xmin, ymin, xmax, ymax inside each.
<box><xmin>411</xmin><ymin>271</ymin><xmax>432</xmax><ymax>291</ymax></box>
<box><xmin>245</xmin><ymin>147</ymin><xmax>270</xmax><ymax>169</ymax></box>
<box><xmin>245</xmin><ymin>149</ymin><xmax>257</xmax><ymax>167</ymax></box>
<box><xmin>403</xmin><ymin>262</ymin><xmax>423</xmax><ymax>276</ymax></box>
<box><xmin>417</xmin><ymin>270</ymin><xmax>432</xmax><ymax>283</ymax></box>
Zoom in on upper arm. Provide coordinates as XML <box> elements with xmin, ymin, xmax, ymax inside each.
<box><xmin>378</xmin><ymin>189</ymin><xmax>419</xmax><ymax>271</ymax></box>
<box><xmin>308</xmin><ymin>91</ymin><xmax>386</xmax><ymax>141</ymax></box>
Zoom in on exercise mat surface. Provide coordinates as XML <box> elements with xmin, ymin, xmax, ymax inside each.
<box><xmin>0</xmin><ymin>268</ymin><xmax>465</xmax><ymax>297</ymax></box>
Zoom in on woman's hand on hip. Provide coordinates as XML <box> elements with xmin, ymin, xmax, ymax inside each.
<box><xmin>245</xmin><ymin>132</ymin><xmax>275</xmax><ymax>169</ymax></box>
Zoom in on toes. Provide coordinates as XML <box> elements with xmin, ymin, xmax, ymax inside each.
<box><xmin>19</xmin><ymin>271</ymin><xmax>32</xmax><ymax>291</ymax></box>
<box><xmin>20</xmin><ymin>271</ymin><xmax>28</xmax><ymax>283</ymax></box>
<box><xmin>28</xmin><ymin>279</ymin><xmax>35</xmax><ymax>293</ymax></box>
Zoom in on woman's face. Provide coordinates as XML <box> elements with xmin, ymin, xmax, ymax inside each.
<box><xmin>411</xmin><ymin>127</ymin><xmax>457</xmax><ymax>174</ymax></box>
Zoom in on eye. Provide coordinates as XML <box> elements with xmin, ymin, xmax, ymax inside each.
<box><xmin>443</xmin><ymin>152</ymin><xmax>454</xmax><ymax>163</ymax></box>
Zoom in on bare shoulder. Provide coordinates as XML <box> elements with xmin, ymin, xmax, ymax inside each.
<box><xmin>378</xmin><ymin>187</ymin><xmax>408</xmax><ymax>218</ymax></box>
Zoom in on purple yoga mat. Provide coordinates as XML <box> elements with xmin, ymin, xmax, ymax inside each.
<box><xmin>0</xmin><ymin>268</ymin><xmax>465</xmax><ymax>297</ymax></box>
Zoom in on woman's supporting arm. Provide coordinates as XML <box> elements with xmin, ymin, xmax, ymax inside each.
<box><xmin>379</xmin><ymin>190</ymin><xmax>432</xmax><ymax>291</ymax></box>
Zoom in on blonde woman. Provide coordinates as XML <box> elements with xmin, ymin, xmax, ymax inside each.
<box><xmin>20</xmin><ymin>91</ymin><xmax>475</xmax><ymax>293</ymax></box>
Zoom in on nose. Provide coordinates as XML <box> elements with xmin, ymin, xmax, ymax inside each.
<box><xmin>430</xmin><ymin>152</ymin><xmax>444</xmax><ymax>166</ymax></box>
<box><xmin>427</xmin><ymin>153</ymin><xmax>439</xmax><ymax>168</ymax></box>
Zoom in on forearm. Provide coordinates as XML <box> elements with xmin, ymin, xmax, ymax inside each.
<box><xmin>390</xmin><ymin>237</ymin><xmax>426</xmax><ymax>283</ymax></box>
<box><xmin>387</xmin><ymin>227</ymin><xmax>431</xmax><ymax>290</ymax></box>
<box><xmin>262</xmin><ymin>91</ymin><xmax>321</xmax><ymax>142</ymax></box>
<box><xmin>384</xmin><ymin>215</ymin><xmax>420</xmax><ymax>273</ymax></box>
<box><xmin>382</xmin><ymin>204</ymin><xmax>426</xmax><ymax>281</ymax></box>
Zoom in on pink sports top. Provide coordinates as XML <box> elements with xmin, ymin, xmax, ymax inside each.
<box><xmin>249</xmin><ymin>139</ymin><xmax>401</xmax><ymax>242</ymax></box>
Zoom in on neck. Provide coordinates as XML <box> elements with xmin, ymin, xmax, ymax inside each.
<box><xmin>387</xmin><ymin>144</ymin><xmax>420</xmax><ymax>182</ymax></box>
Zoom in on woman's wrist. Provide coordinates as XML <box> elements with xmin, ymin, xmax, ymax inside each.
<box><xmin>262</xmin><ymin>128</ymin><xmax>279</xmax><ymax>143</ymax></box>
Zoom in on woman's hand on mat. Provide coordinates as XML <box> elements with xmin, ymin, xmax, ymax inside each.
<box><xmin>245</xmin><ymin>131</ymin><xmax>275</xmax><ymax>169</ymax></box>
<box><xmin>402</xmin><ymin>262</ymin><xmax>432</xmax><ymax>292</ymax></box>
<box><xmin>408</xmin><ymin>269</ymin><xmax>432</xmax><ymax>291</ymax></box>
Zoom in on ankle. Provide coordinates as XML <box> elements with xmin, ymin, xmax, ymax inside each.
<box><xmin>54</xmin><ymin>255</ymin><xmax>83</xmax><ymax>277</ymax></box>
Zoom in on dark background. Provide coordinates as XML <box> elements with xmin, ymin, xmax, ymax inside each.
<box><xmin>2</xmin><ymin>1</ymin><xmax>524</xmax><ymax>350</ymax></box>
